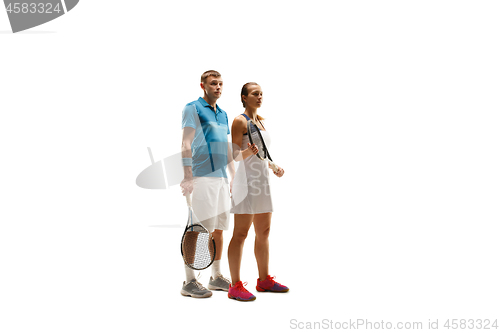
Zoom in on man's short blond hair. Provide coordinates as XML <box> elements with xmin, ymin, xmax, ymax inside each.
<box><xmin>201</xmin><ymin>70</ymin><xmax>221</xmax><ymax>83</ymax></box>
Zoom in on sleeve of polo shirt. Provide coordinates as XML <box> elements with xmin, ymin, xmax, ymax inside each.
<box><xmin>181</xmin><ymin>104</ymin><xmax>197</xmax><ymax>129</ymax></box>
<box><xmin>226</xmin><ymin>113</ymin><xmax>230</xmax><ymax>135</ymax></box>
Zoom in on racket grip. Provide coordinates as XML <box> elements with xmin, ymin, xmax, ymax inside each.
<box><xmin>269</xmin><ymin>161</ymin><xmax>279</xmax><ymax>173</ymax></box>
<box><xmin>185</xmin><ymin>193</ymin><xmax>192</xmax><ymax>207</ymax></box>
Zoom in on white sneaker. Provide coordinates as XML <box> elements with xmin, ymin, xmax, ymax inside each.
<box><xmin>181</xmin><ymin>278</ymin><xmax>213</xmax><ymax>298</ymax></box>
<box><xmin>207</xmin><ymin>273</ymin><xmax>230</xmax><ymax>291</ymax></box>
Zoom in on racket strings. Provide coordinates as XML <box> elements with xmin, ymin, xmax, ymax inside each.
<box><xmin>249</xmin><ymin>123</ymin><xmax>266</xmax><ymax>158</ymax></box>
<box><xmin>182</xmin><ymin>226</ymin><xmax>216</xmax><ymax>270</ymax></box>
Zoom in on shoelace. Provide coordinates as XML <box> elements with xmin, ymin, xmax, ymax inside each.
<box><xmin>265</xmin><ymin>275</ymin><xmax>283</xmax><ymax>287</ymax></box>
<box><xmin>234</xmin><ymin>281</ymin><xmax>249</xmax><ymax>292</ymax></box>
<box><xmin>191</xmin><ymin>273</ymin><xmax>207</xmax><ymax>290</ymax></box>
<box><xmin>193</xmin><ymin>280</ymin><xmax>206</xmax><ymax>290</ymax></box>
<box><xmin>216</xmin><ymin>274</ymin><xmax>230</xmax><ymax>284</ymax></box>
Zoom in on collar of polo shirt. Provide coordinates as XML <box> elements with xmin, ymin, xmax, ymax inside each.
<box><xmin>198</xmin><ymin>97</ymin><xmax>222</xmax><ymax>114</ymax></box>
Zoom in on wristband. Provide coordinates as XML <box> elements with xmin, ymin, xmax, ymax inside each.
<box><xmin>182</xmin><ymin>158</ymin><xmax>192</xmax><ymax>167</ymax></box>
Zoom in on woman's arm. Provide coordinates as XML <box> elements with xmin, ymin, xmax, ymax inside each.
<box><xmin>231</xmin><ymin>115</ymin><xmax>258</xmax><ymax>161</ymax></box>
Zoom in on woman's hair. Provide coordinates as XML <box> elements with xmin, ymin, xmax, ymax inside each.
<box><xmin>201</xmin><ymin>70</ymin><xmax>221</xmax><ymax>83</ymax></box>
<box><xmin>241</xmin><ymin>82</ymin><xmax>264</xmax><ymax>120</ymax></box>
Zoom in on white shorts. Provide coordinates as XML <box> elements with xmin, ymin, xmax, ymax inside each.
<box><xmin>191</xmin><ymin>177</ymin><xmax>230</xmax><ymax>232</ymax></box>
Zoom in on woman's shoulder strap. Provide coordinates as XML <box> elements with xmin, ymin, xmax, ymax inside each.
<box><xmin>241</xmin><ymin>113</ymin><xmax>266</xmax><ymax>130</ymax></box>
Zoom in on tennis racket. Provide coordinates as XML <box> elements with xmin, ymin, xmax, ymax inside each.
<box><xmin>180</xmin><ymin>194</ymin><xmax>216</xmax><ymax>270</ymax></box>
<box><xmin>246</xmin><ymin>118</ymin><xmax>279</xmax><ymax>173</ymax></box>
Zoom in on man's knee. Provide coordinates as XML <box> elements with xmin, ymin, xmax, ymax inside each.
<box><xmin>212</xmin><ymin>229</ymin><xmax>223</xmax><ymax>239</ymax></box>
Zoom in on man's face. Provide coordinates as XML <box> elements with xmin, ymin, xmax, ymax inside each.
<box><xmin>201</xmin><ymin>76</ymin><xmax>223</xmax><ymax>100</ymax></box>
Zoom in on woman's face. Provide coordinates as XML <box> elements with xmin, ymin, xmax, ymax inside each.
<box><xmin>245</xmin><ymin>85</ymin><xmax>263</xmax><ymax>109</ymax></box>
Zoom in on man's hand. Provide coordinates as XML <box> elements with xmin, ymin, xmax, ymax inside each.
<box><xmin>180</xmin><ymin>177</ymin><xmax>194</xmax><ymax>196</ymax></box>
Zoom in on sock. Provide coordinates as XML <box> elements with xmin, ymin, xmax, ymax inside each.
<box><xmin>184</xmin><ymin>264</ymin><xmax>196</xmax><ymax>282</ymax></box>
<box><xmin>211</xmin><ymin>260</ymin><xmax>221</xmax><ymax>278</ymax></box>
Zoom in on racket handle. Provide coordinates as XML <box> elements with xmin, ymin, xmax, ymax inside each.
<box><xmin>185</xmin><ymin>193</ymin><xmax>192</xmax><ymax>207</ymax></box>
<box><xmin>269</xmin><ymin>161</ymin><xmax>279</xmax><ymax>173</ymax></box>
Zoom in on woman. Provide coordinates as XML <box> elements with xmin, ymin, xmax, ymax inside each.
<box><xmin>227</xmin><ymin>82</ymin><xmax>289</xmax><ymax>302</ymax></box>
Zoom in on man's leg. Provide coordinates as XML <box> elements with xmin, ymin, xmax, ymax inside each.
<box><xmin>211</xmin><ymin>229</ymin><xmax>223</xmax><ymax>275</ymax></box>
<box><xmin>206</xmin><ymin>178</ymin><xmax>231</xmax><ymax>291</ymax></box>
<box><xmin>180</xmin><ymin>177</ymin><xmax>214</xmax><ymax>298</ymax></box>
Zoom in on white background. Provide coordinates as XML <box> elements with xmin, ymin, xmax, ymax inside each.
<box><xmin>1</xmin><ymin>1</ymin><xmax>499</xmax><ymax>332</ymax></box>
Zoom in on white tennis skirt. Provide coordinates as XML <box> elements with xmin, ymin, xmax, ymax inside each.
<box><xmin>230</xmin><ymin>132</ymin><xmax>273</xmax><ymax>214</ymax></box>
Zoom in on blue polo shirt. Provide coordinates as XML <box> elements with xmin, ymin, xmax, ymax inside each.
<box><xmin>181</xmin><ymin>97</ymin><xmax>230</xmax><ymax>178</ymax></box>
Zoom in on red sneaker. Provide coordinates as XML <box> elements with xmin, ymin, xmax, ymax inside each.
<box><xmin>228</xmin><ymin>281</ymin><xmax>257</xmax><ymax>301</ymax></box>
<box><xmin>256</xmin><ymin>275</ymin><xmax>289</xmax><ymax>292</ymax></box>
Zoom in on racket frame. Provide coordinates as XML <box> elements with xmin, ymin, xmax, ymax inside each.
<box><xmin>180</xmin><ymin>194</ymin><xmax>216</xmax><ymax>270</ymax></box>
<box><xmin>246</xmin><ymin>118</ymin><xmax>279</xmax><ymax>173</ymax></box>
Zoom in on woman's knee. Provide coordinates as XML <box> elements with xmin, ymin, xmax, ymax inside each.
<box><xmin>256</xmin><ymin>226</ymin><xmax>270</xmax><ymax>239</ymax></box>
<box><xmin>232</xmin><ymin>229</ymin><xmax>249</xmax><ymax>242</ymax></box>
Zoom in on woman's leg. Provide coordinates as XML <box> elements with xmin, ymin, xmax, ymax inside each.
<box><xmin>227</xmin><ymin>214</ymin><xmax>253</xmax><ymax>285</ymax></box>
<box><xmin>253</xmin><ymin>213</ymin><xmax>272</xmax><ymax>281</ymax></box>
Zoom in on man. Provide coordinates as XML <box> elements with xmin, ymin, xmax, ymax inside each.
<box><xmin>180</xmin><ymin>70</ymin><xmax>235</xmax><ymax>298</ymax></box>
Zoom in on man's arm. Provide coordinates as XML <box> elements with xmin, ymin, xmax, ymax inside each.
<box><xmin>180</xmin><ymin>127</ymin><xmax>195</xmax><ymax>195</ymax></box>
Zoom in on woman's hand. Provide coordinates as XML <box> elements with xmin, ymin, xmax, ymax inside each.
<box><xmin>247</xmin><ymin>142</ymin><xmax>259</xmax><ymax>155</ymax></box>
<box><xmin>273</xmin><ymin>166</ymin><xmax>284</xmax><ymax>177</ymax></box>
